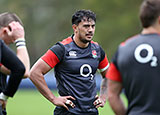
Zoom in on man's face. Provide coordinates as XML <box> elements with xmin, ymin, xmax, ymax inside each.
<box><xmin>75</xmin><ymin>18</ymin><xmax>95</xmax><ymax>43</ymax></box>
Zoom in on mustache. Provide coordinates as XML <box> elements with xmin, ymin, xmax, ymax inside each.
<box><xmin>86</xmin><ymin>33</ymin><xmax>93</xmax><ymax>36</ymax></box>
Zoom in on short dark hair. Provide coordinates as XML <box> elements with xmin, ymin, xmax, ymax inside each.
<box><xmin>72</xmin><ymin>9</ymin><xmax>96</xmax><ymax>25</ymax></box>
<box><xmin>140</xmin><ymin>0</ymin><xmax>160</xmax><ymax>28</ymax></box>
<box><xmin>0</xmin><ymin>12</ymin><xmax>23</xmax><ymax>28</ymax></box>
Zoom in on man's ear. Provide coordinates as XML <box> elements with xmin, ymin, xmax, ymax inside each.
<box><xmin>0</xmin><ymin>27</ymin><xmax>8</xmax><ymax>38</ymax></box>
<box><xmin>2</xmin><ymin>27</ymin><xmax>11</xmax><ymax>36</ymax></box>
<box><xmin>1</xmin><ymin>27</ymin><xmax>9</xmax><ymax>34</ymax></box>
<box><xmin>72</xmin><ymin>24</ymin><xmax>78</xmax><ymax>33</ymax></box>
<box><xmin>0</xmin><ymin>27</ymin><xmax>6</xmax><ymax>34</ymax></box>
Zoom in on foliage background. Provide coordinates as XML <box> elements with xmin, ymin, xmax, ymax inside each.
<box><xmin>0</xmin><ymin>0</ymin><xmax>142</xmax><ymax>64</ymax></box>
<box><xmin>0</xmin><ymin>0</ymin><xmax>142</xmax><ymax>114</ymax></box>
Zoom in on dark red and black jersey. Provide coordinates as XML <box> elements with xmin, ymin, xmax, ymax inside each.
<box><xmin>106</xmin><ymin>33</ymin><xmax>160</xmax><ymax>114</ymax></box>
<box><xmin>41</xmin><ymin>35</ymin><xmax>109</xmax><ymax>114</ymax></box>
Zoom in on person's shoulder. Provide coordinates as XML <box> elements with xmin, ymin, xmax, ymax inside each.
<box><xmin>60</xmin><ymin>36</ymin><xmax>73</xmax><ymax>45</ymax></box>
<box><xmin>91</xmin><ymin>40</ymin><xmax>103</xmax><ymax>51</ymax></box>
<box><xmin>120</xmin><ymin>34</ymin><xmax>139</xmax><ymax>46</ymax></box>
<box><xmin>91</xmin><ymin>40</ymin><xmax>99</xmax><ymax>46</ymax></box>
<box><xmin>91</xmin><ymin>40</ymin><xmax>99</xmax><ymax>45</ymax></box>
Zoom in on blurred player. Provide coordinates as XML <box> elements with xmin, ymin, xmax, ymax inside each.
<box><xmin>30</xmin><ymin>9</ymin><xmax>109</xmax><ymax>115</ymax></box>
<box><xmin>106</xmin><ymin>0</ymin><xmax>160</xmax><ymax>114</ymax></box>
<box><xmin>0</xmin><ymin>40</ymin><xmax>25</xmax><ymax>115</ymax></box>
<box><xmin>0</xmin><ymin>12</ymin><xmax>30</xmax><ymax>115</ymax></box>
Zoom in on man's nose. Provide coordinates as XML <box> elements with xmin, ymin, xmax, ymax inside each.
<box><xmin>88</xmin><ymin>26</ymin><xmax>94</xmax><ymax>32</ymax></box>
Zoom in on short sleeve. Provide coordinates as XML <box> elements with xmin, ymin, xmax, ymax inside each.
<box><xmin>98</xmin><ymin>46</ymin><xmax>109</xmax><ymax>72</ymax></box>
<box><xmin>41</xmin><ymin>43</ymin><xmax>64</xmax><ymax>68</ymax></box>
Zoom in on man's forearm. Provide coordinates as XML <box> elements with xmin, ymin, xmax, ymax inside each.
<box><xmin>99</xmin><ymin>77</ymin><xmax>107</xmax><ymax>102</ymax></box>
<box><xmin>16</xmin><ymin>38</ymin><xmax>30</xmax><ymax>78</ymax></box>
<box><xmin>107</xmin><ymin>79</ymin><xmax>126</xmax><ymax>115</ymax></box>
<box><xmin>29</xmin><ymin>72</ymin><xmax>56</xmax><ymax>104</ymax></box>
<box><xmin>108</xmin><ymin>95</ymin><xmax>126</xmax><ymax>115</ymax></box>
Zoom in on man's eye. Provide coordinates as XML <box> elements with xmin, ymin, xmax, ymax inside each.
<box><xmin>84</xmin><ymin>25</ymin><xmax>89</xmax><ymax>28</ymax></box>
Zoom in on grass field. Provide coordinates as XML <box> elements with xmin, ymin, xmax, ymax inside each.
<box><xmin>6</xmin><ymin>90</ymin><xmax>127</xmax><ymax>115</ymax></box>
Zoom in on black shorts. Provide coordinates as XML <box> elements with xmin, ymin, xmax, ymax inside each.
<box><xmin>54</xmin><ymin>107</ymin><xmax>75</xmax><ymax>115</ymax></box>
<box><xmin>54</xmin><ymin>107</ymin><xmax>98</xmax><ymax>115</ymax></box>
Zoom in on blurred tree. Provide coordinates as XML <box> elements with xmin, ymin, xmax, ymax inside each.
<box><xmin>0</xmin><ymin>0</ymin><xmax>83</xmax><ymax>65</ymax></box>
<box><xmin>0</xmin><ymin>0</ymin><xmax>143</xmax><ymax>64</ymax></box>
<box><xmin>23</xmin><ymin>0</ymin><xmax>85</xmax><ymax>65</ymax></box>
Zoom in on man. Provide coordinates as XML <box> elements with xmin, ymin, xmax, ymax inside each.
<box><xmin>0</xmin><ymin>12</ymin><xmax>30</xmax><ymax>115</ymax></box>
<box><xmin>0</xmin><ymin>39</ymin><xmax>25</xmax><ymax>115</ymax></box>
<box><xmin>106</xmin><ymin>0</ymin><xmax>160</xmax><ymax>114</ymax></box>
<box><xmin>30</xmin><ymin>9</ymin><xmax>109</xmax><ymax>115</ymax></box>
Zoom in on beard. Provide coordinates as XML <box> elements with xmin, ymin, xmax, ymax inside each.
<box><xmin>79</xmin><ymin>34</ymin><xmax>93</xmax><ymax>44</ymax></box>
<box><xmin>80</xmin><ymin>38</ymin><xmax>91</xmax><ymax>44</ymax></box>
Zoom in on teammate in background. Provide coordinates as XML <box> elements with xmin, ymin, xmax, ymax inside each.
<box><xmin>0</xmin><ymin>12</ymin><xmax>30</xmax><ymax>115</ymax></box>
<box><xmin>106</xmin><ymin>0</ymin><xmax>160</xmax><ymax>114</ymax></box>
<box><xmin>30</xmin><ymin>9</ymin><xmax>109</xmax><ymax>115</ymax></box>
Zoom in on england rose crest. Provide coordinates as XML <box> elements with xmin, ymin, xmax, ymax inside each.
<box><xmin>92</xmin><ymin>50</ymin><xmax>97</xmax><ymax>58</ymax></box>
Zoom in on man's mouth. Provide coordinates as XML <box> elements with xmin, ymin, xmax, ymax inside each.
<box><xmin>86</xmin><ymin>34</ymin><xmax>93</xmax><ymax>37</ymax></box>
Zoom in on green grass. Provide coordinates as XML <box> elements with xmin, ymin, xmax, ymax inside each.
<box><xmin>6</xmin><ymin>90</ymin><xmax>127</xmax><ymax>115</ymax></box>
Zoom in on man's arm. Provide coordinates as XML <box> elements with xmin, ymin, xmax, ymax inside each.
<box><xmin>94</xmin><ymin>48</ymin><xmax>109</xmax><ymax>108</ymax></box>
<box><xmin>94</xmin><ymin>70</ymin><xmax>108</xmax><ymax>108</ymax></box>
<box><xmin>107</xmin><ymin>79</ymin><xmax>126</xmax><ymax>115</ymax></box>
<box><xmin>29</xmin><ymin>59</ymin><xmax>55</xmax><ymax>102</ymax></box>
<box><xmin>16</xmin><ymin>44</ymin><xmax>30</xmax><ymax>78</ymax></box>
<box><xmin>100</xmin><ymin>70</ymin><xmax>108</xmax><ymax>102</ymax></box>
<box><xmin>29</xmin><ymin>59</ymin><xmax>75</xmax><ymax>110</ymax></box>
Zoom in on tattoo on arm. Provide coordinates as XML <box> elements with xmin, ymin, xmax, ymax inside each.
<box><xmin>100</xmin><ymin>77</ymin><xmax>107</xmax><ymax>102</ymax></box>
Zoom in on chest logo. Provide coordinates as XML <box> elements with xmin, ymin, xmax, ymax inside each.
<box><xmin>69</xmin><ymin>51</ymin><xmax>77</xmax><ymax>57</ymax></box>
<box><xmin>134</xmin><ymin>44</ymin><xmax>157</xmax><ymax>67</ymax></box>
<box><xmin>92</xmin><ymin>50</ymin><xmax>97</xmax><ymax>58</ymax></box>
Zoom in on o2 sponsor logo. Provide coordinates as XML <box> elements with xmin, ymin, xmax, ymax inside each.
<box><xmin>134</xmin><ymin>44</ymin><xmax>157</xmax><ymax>67</ymax></box>
<box><xmin>80</xmin><ymin>64</ymin><xmax>94</xmax><ymax>80</ymax></box>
